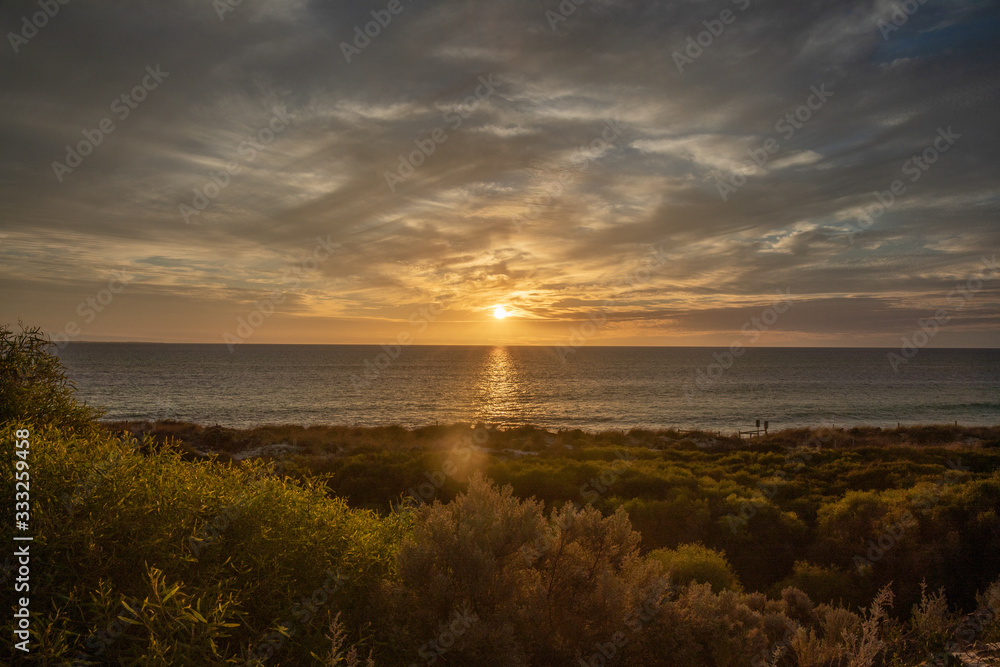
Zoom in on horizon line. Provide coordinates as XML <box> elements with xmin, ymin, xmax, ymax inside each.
<box><xmin>55</xmin><ymin>341</ymin><xmax>1000</xmax><ymax>350</ymax></box>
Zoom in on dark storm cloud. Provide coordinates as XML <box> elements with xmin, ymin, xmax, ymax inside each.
<box><xmin>0</xmin><ymin>0</ymin><xmax>997</xmax><ymax>344</ymax></box>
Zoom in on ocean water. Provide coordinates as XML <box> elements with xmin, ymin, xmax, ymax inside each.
<box><xmin>57</xmin><ymin>344</ymin><xmax>1000</xmax><ymax>432</ymax></box>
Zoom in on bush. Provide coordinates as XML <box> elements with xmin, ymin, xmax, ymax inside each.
<box><xmin>909</xmin><ymin>583</ymin><xmax>952</xmax><ymax>655</ymax></box>
<box><xmin>1</xmin><ymin>423</ymin><xmax>406</xmax><ymax>664</ymax></box>
<box><xmin>772</xmin><ymin>561</ymin><xmax>861</xmax><ymax>608</ymax></box>
<box><xmin>648</xmin><ymin>544</ymin><xmax>742</xmax><ymax>593</ymax></box>
<box><xmin>0</xmin><ymin>322</ymin><xmax>100</xmax><ymax>429</ymax></box>
<box><xmin>380</xmin><ymin>475</ymin><xmax>667</xmax><ymax>665</ymax></box>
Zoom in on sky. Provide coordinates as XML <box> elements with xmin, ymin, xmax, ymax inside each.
<box><xmin>0</xmin><ymin>0</ymin><xmax>998</xmax><ymax>347</ymax></box>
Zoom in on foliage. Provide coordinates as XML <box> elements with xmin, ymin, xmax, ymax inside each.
<box><xmin>0</xmin><ymin>424</ymin><xmax>406</xmax><ymax>665</ymax></box>
<box><xmin>3</xmin><ymin>335</ymin><xmax>1000</xmax><ymax>664</ymax></box>
<box><xmin>649</xmin><ymin>543</ymin><xmax>743</xmax><ymax>593</ymax></box>
<box><xmin>772</xmin><ymin>561</ymin><xmax>860</xmax><ymax>608</ymax></box>
<box><xmin>0</xmin><ymin>322</ymin><xmax>101</xmax><ymax>429</ymax></box>
<box><xmin>379</xmin><ymin>475</ymin><xmax>665</xmax><ymax>665</ymax></box>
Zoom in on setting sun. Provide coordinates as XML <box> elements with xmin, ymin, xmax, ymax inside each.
<box><xmin>493</xmin><ymin>306</ymin><xmax>508</xmax><ymax>319</ymax></box>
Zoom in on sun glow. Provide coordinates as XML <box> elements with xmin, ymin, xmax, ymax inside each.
<box><xmin>493</xmin><ymin>306</ymin><xmax>508</xmax><ymax>319</ymax></box>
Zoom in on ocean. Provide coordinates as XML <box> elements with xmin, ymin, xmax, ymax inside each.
<box><xmin>57</xmin><ymin>344</ymin><xmax>1000</xmax><ymax>432</ymax></box>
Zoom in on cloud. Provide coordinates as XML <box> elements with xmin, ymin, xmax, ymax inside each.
<box><xmin>0</xmin><ymin>0</ymin><xmax>998</xmax><ymax>346</ymax></box>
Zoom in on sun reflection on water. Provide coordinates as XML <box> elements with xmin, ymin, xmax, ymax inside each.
<box><xmin>474</xmin><ymin>346</ymin><xmax>525</xmax><ymax>425</ymax></box>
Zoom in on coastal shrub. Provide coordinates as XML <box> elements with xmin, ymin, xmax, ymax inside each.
<box><xmin>716</xmin><ymin>500</ymin><xmax>810</xmax><ymax>591</ymax></box>
<box><xmin>380</xmin><ymin>475</ymin><xmax>667</xmax><ymax>665</ymax></box>
<box><xmin>648</xmin><ymin>543</ymin><xmax>742</xmax><ymax>593</ymax></box>
<box><xmin>380</xmin><ymin>474</ymin><xmax>545</xmax><ymax>665</ymax></box>
<box><xmin>630</xmin><ymin>583</ymin><xmax>773</xmax><ymax>667</ymax></box>
<box><xmin>1</xmin><ymin>423</ymin><xmax>406</xmax><ymax>664</ymax></box>
<box><xmin>622</xmin><ymin>496</ymin><xmax>713</xmax><ymax>549</ymax></box>
<box><xmin>975</xmin><ymin>576</ymin><xmax>1000</xmax><ymax>643</ymax></box>
<box><xmin>908</xmin><ymin>584</ymin><xmax>952</xmax><ymax>656</ymax></box>
<box><xmin>772</xmin><ymin>561</ymin><xmax>860</xmax><ymax>608</ymax></box>
<box><xmin>0</xmin><ymin>323</ymin><xmax>100</xmax><ymax>429</ymax></box>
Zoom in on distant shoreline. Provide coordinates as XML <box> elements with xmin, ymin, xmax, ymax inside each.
<box><xmin>104</xmin><ymin>419</ymin><xmax>1000</xmax><ymax>460</ymax></box>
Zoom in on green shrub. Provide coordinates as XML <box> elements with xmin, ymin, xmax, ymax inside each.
<box><xmin>648</xmin><ymin>544</ymin><xmax>742</xmax><ymax>593</ymax></box>
<box><xmin>0</xmin><ymin>322</ymin><xmax>101</xmax><ymax>429</ymax></box>
<box><xmin>909</xmin><ymin>583</ymin><xmax>952</xmax><ymax>655</ymax></box>
<box><xmin>772</xmin><ymin>561</ymin><xmax>861</xmax><ymax>608</ymax></box>
<box><xmin>1</xmin><ymin>424</ymin><xmax>406</xmax><ymax>664</ymax></box>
